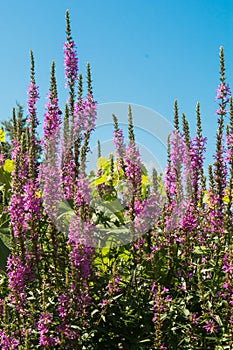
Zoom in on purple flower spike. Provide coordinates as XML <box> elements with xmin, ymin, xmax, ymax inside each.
<box><xmin>38</xmin><ymin>312</ymin><xmax>59</xmax><ymax>347</ymax></box>
<box><xmin>27</xmin><ymin>81</ymin><xmax>40</xmax><ymax>130</ymax></box>
<box><xmin>43</xmin><ymin>93</ymin><xmax>62</xmax><ymax>144</ymax></box>
<box><xmin>64</xmin><ymin>40</ymin><xmax>78</xmax><ymax>86</ymax></box>
<box><xmin>215</xmin><ymin>83</ymin><xmax>231</xmax><ymax>115</ymax></box>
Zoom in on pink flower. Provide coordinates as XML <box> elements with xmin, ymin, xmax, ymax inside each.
<box><xmin>203</xmin><ymin>319</ymin><xmax>218</xmax><ymax>334</ymax></box>
<box><xmin>190</xmin><ymin>313</ymin><xmax>199</xmax><ymax>325</ymax></box>
<box><xmin>216</xmin><ymin>83</ymin><xmax>231</xmax><ymax>102</ymax></box>
<box><xmin>222</xmin><ymin>282</ymin><xmax>229</xmax><ymax>289</ymax></box>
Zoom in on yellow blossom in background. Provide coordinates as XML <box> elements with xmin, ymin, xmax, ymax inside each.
<box><xmin>3</xmin><ymin>159</ymin><xmax>14</xmax><ymax>173</ymax></box>
<box><xmin>0</xmin><ymin>129</ymin><xmax>5</xmax><ymax>143</ymax></box>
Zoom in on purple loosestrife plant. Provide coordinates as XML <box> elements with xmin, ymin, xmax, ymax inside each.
<box><xmin>9</xmin><ymin>106</ymin><xmax>30</xmax><ymax>259</ymax></box>
<box><xmin>4</xmin><ymin>103</ymin><xmax>38</xmax><ymax>344</ymax></box>
<box><xmin>64</xmin><ymin>12</ymin><xmax>78</xmax><ymax>89</ymax></box>
<box><xmin>216</xmin><ymin>83</ymin><xmax>231</xmax><ymax>115</ymax></box>
<box><xmin>6</xmin><ymin>254</ymin><xmax>33</xmax><ymax>315</ymax></box>
<box><xmin>68</xmin><ymin>67</ymin><xmax>97</xmax><ymax>177</ymax></box>
<box><xmin>124</xmin><ymin>143</ymin><xmax>142</xmax><ymax>196</ymax></box>
<box><xmin>64</xmin><ymin>9</ymin><xmax>78</xmax><ymax>149</ymax></box>
<box><xmin>68</xmin><ymin>216</ymin><xmax>94</xmax><ymax>274</ymax></box>
<box><xmin>61</xmin><ymin>105</ymin><xmax>75</xmax><ymax>200</ymax></box>
<box><xmin>66</xmin><ymin>171</ymin><xmax>95</xmax><ymax>341</ymax></box>
<box><xmin>221</xmin><ymin>248</ymin><xmax>233</xmax><ymax>343</ymax></box>
<box><xmin>189</xmin><ymin>103</ymin><xmax>207</xmax><ymax>204</ymax></box>
<box><xmin>79</xmin><ymin>91</ymin><xmax>97</xmax><ymax>172</ymax></box>
<box><xmin>164</xmin><ymin>129</ymin><xmax>193</xmax><ymax>240</ymax></box>
<box><xmin>226</xmin><ymin>97</ymin><xmax>233</xmax><ymax>165</ymax></box>
<box><xmin>133</xmin><ymin>169</ymin><xmax>164</xmax><ymax>248</ymax></box>
<box><xmin>225</xmin><ymin>97</ymin><xmax>233</xmax><ymax>234</ymax></box>
<box><xmin>40</xmin><ymin>61</ymin><xmax>63</xmax><ymax>223</ymax></box>
<box><xmin>27</xmin><ymin>80</ymin><xmax>39</xmax><ymax>128</ymax></box>
<box><xmin>24</xmin><ymin>52</ymin><xmax>42</xmax><ymax>276</ymax></box>
<box><xmin>118</xmin><ymin>106</ymin><xmax>143</xmax><ymax>243</ymax></box>
<box><xmin>112</xmin><ymin>113</ymin><xmax>126</xmax><ymax>172</ymax></box>
<box><xmin>213</xmin><ymin>47</ymin><xmax>230</xmax><ymax>209</ymax></box>
<box><xmin>0</xmin><ymin>331</ymin><xmax>19</xmax><ymax>350</ymax></box>
<box><xmin>38</xmin><ymin>312</ymin><xmax>59</xmax><ymax>348</ymax></box>
<box><xmin>64</xmin><ymin>39</ymin><xmax>78</xmax><ymax>88</ymax></box>
<box><xmin>27</xmin><ymin>51</ymin><xmax>40</xmax><ymax>146</ymax></box>
<box><xmin>73</xmin><ymin>93</ymin><xmax>97</xmax><ymax>147</ymax></box>
<box><xmin>68</xmin><ymin>172</ymin><xmax>95</xmax><ymax>279</ymax></box>
<box><xmin>61</xmin><ymin>10</ymin><xmax>80</xmax><ymax>200</ymax></box>
<box><xmin>61</xmin><ymin>154</ymin><xmax>75</xmax><ymax>200</ymax></box>
<box><xmin>42</xmin><ymin>94</ymin><xmax>61</xmax><ymax>147</ymax></box>
<box><xmin>151</xmin><ymin>283</ymin><xmax>172</xmax><ymax>349</ymax></box>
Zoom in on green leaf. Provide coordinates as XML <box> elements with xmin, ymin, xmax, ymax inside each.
<box><xmin>112</xmin><ymin>293</ymin><xmax>123</xmax><ymax>300</ymax></box>
<box><xmin>215</xmin><ymin>314</ymin><xmax>223</xmax><ymax>326</ymax></box>
<box><xmin>103</xmin><ymin>199</ymin><xmax>124</xmax><ymax>214</ymax></box>
<box><xmin>193</xmin><ymin>246</ymin><xmax>208</xmax><ymax>255</ymax></box>
<box><xmin>0</xmin><ymin>227</ymin><xmax>10</xmax><ymax>235</ymax></box>
<box><xmin>0</xmin><ymin>237</ymin><xmax>10</xmax><ymax>272</ymax></box>
<box><xmin>70</xmin><ymin>325</ymin><xmax>80</xmax><ymax>329</ymax></box>
<box><xmin>91</xmin><ymin>309</ymin><xmax>99</xmax><ymax>317</ymax></box>
<box><xmin>100</xmin><ymin>314</ymin><xmax>106</xmax><ymax>322</ymax></box>
<box><xmin>140</xmin><ymin>163</ymin><xmax>148</xmax><ymax>176</ymax></box>
<box><xmin>55</xmin><ymin>202</ymin><xmax>76</xmax><ymax>226</ymax></box>
<box><xmin>91</xmin><ymin>173</ymin><xmax>107</xmax><ymax>187</ymax></box>
<box><xmin>202</xmin><ymin>190</ymin><xmax>210</xmax><ymax>204</ymax></box>
<box><xmin>0</xmin><ymin>168</ymin><xmax>11</xmax><ymax>195</ymax></box>
<box><xmin>139</xmin><ymin>339</ymin><xmax>151</xmax><ymax>343</ymax></box>
<box><xmin>0</xmin><ymin>214</ymin><xmax>10</xmax><ymax>229</ymax></box>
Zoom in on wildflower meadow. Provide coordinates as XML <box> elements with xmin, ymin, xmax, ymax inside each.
<box><xmin>0</xmin><ymin>10</ymin><xmax>233</xmax><ymax>350</ymax></box>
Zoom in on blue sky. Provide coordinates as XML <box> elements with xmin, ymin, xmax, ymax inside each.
<box><xmin>0</xmin><ymin>0</ymin><xmax>232</xmax><ymax>171</ymax></box>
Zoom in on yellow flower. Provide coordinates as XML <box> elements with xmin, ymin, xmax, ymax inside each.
<box><xmin>0</xmin><ymin>129</ymin><xmax>5</xmax><ymax>143</ymax></box>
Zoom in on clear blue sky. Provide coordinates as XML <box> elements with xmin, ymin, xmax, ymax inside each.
<box><xmin>0</xmin><ymin>0</ymin><xmax>232</xmax><ymax>170</ymax></box>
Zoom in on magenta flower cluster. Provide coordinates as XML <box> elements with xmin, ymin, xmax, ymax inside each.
<box><xmin>63</xmin><ymin>40</ymin><xmax>78</xmax><ymax>85</ymax></box>
<box><xmin>38</xmin><ymin>312</ymin><xmax>59</xmax><ymax>347</ymax></box>
<box><xmin>0</xmin><ymin>331</ymin><xmax>19</xmax><ymax>350</ymax></box>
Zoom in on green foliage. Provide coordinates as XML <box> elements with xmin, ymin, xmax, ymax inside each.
<box><xmin>0</xmin><ymin>158</ymin><xmax>13</xmax><ymax>270</ymax></box>
<box><xmin>0</xmin><ymin>235</ymin><xmax>10</xmax><ymax>272</ymax></box>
